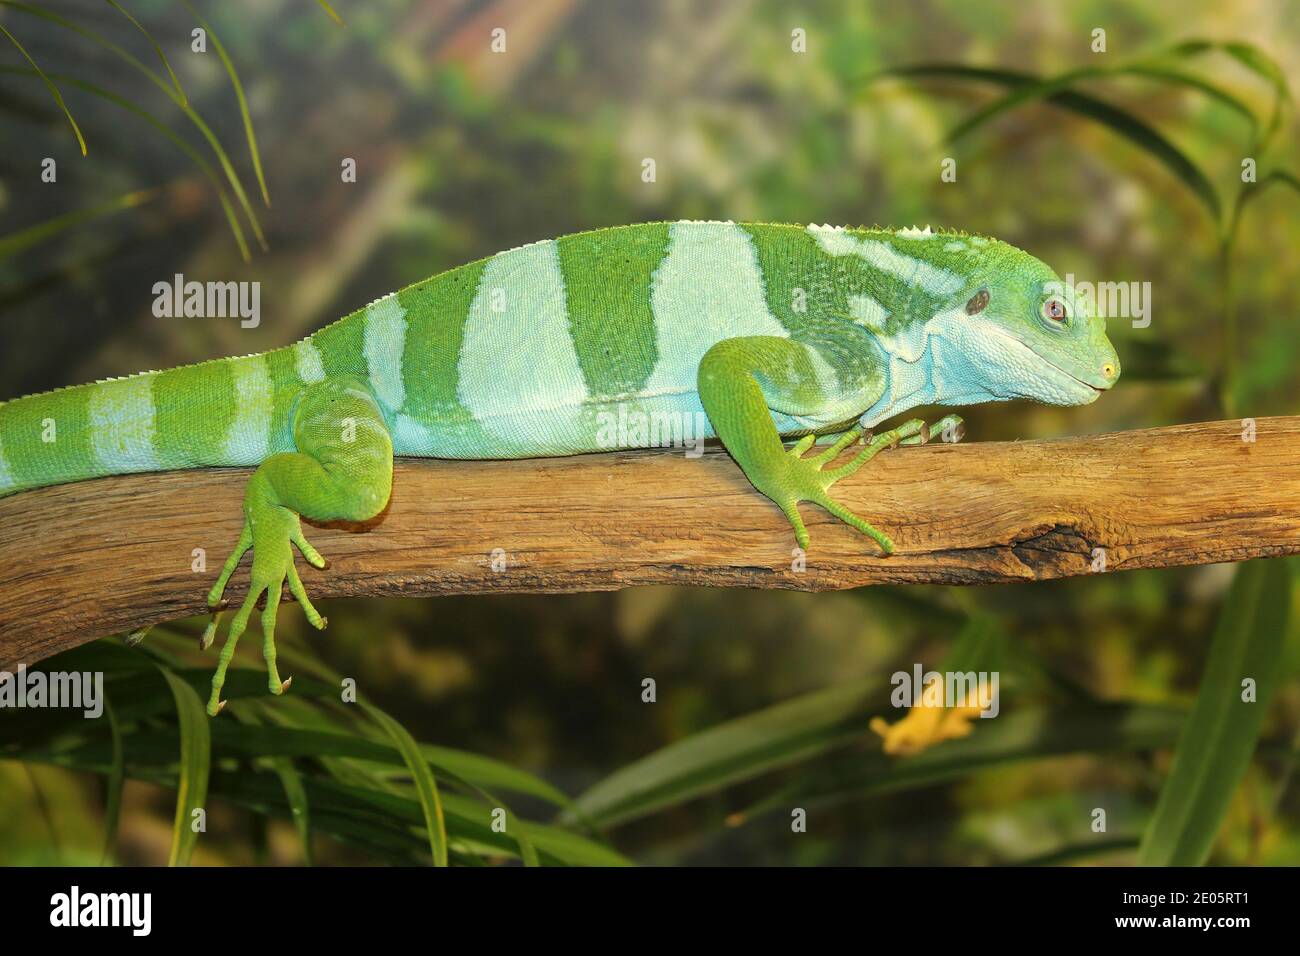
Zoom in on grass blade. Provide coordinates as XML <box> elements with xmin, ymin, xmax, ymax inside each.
<box><xmin>180</xmin><ymin>704</ymin><xmax>541</xmax><ymax>864</ymax></box>
<box><xmin>0</xmin><ymin>187</ymin><xmax>160</xmax><ymax>262</ymax></box>
<box><xmin>567</xmin><ymin>678</ymin><xmax>886</xmax><ymax>828</ymax></box>
<box><xmin>361</xmin><ymin>702</ymin><xmax>448</xmax><ymax>866</ymax></box>
<box><xmin>23</xmin><ymin>766</ymin><xmax>62</xmax><ymax>861</ymax></box>
<box><xmin>182</xmin><ymin>1</ymin><xmax>269</xmax><ymax>206</ymax></box>
<box><xmin>1221</xmin><ymin>42</ymin><xmax>1290</xmax><ymax>147</ymax></box>
<box><xmin>7</xmin><ymin>641</ymin><xmax>618</xmax><ymax>866</ymax></box>
<box><xmin>269</xmin><ymin>757</ymin><xmax>313</xmax><ymax>864</ymax></box>
<box><xmin>872</xmin><ymin>64</ymin><xmax>1221</xmax><ymax>220</ymax></box>
<box><xmin>740</xmin><ymin>702</ymin><xmax>1185</xmax><ymax>820</ymax></box>
<box><xmin>938</xmin><ymin>612</ymin><xmax>1004</xmax><ymax>674</ymax></box>
<box><xmin>157</xmin><ymin>666</ymin><xmax>212</xmax><ymax>867</ymax></box>
<box><xmin>254</xmin><ymin>644</ymin><xmax>577</xmax><ymax>808</ymax></box>
<box><xmin>99</xmin><ymin>698</ymin><xmax>125</xmax><ymax>866</ymax></box>
<box><xmin>230</xmin><ymin>704</ymin><xmax>314</xmax><ymax>864</ymax></box>
<box><xmin>1122</xmin><ymin>64</ymin><xmax>1258</xmax><ymax>139</ymax></box>
<box><xmin>1137</xmin><ymin>559</ymin><xmax>1293</xmax><ymax>866</ymax></box>
<box><xmin>315</xmin><ymin>0</ymin><xmax>346</xmax><ymax>27</ymax></box>
<box><xmin>1241</xmin><ymin>168</ymin><xmax>1300</xmax><ymax>217</ymax></box>
<box><xmin>171</xmin><ymin>663</ymin><xmax>572</xmax><ymax>806</ymax></box>
<box><xmin>1014</xmin><ymin>836</ymin><xmax>1140</xmax><ymax>866</ymax></box>
<box><xmin>0</xmin><ymin>22</ymin><xmax>86</xmax><ymax>154</ymax></box>
<box><xmin>3</xmin><ymin>1</ymin><xmax>267</xmax><ymax>250</ymax></box>
<box><xmin>1</xmin><ymin>65</ymin><xmax>248</xmax><ymax>260</ymax></box>
<box><xmin>942</xmin><ymin>57</ymin><xmax>1261</xmax><ymax>145</ymax></box>
<box><xmin>203</xmin><ymin>768</ymin><xmax>627</xmax><ymax>866</ymax></box>
<box><xmin>426</xmin><ymin>764</ymin><xmax>540</xmax><ymax>867</ymax></box>
<box><xmin>1163</xmin><ymin>39</ymin><xmax>1292</xmax><ymax>149</ymax></box>
<box><xmin>422</xmin><ymin>744</ymin><xmax>571</xmax><ymax>808</ymax></box>
<box><xmin>1262</xmin><ymin>170</ymin><xmax>1300</xmax><ymax>193</ymax></box>
<box><xmin>104</xmin><ymin>0</ymin><xmax>187</xmax><ymax>106</ymax></box>
<box><xmin>940</xmin><ymin>65</ymin><xmax>1102</xmax><ymax>143</ymax></box>
<box><xmin>0</xmin><ymin>66</ymin><xmax>251</xmax><ymax>259</ymax></box>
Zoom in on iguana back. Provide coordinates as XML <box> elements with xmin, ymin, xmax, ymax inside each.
<box><xmin>0</xmin><ymin>221</ymin><xmax>866</xmax><ymax>491</ymax></box>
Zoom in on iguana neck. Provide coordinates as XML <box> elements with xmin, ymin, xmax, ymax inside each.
<box><xmin>859</xmin><ymin>309</ymin><xmax>1004</xmax><ymax>427</ymax></box>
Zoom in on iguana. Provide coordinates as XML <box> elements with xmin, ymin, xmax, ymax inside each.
<box><xmin>0</xmin><ymin>221</ymin><xmax>1120</xmax><ymax>715</ymax></box>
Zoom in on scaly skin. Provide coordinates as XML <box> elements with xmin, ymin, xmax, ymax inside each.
<box><xmin>202</xmin><ymin>376</ymin><xmax>391</xmax><ymax>714</ymax></box>
<box><xmin>0</xmin><ymin>221</ymin><xmax>1120</xmax><ymax>714</ymax></box>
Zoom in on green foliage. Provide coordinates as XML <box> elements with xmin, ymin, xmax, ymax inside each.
<box><xmin>869</xmin><ymin>39</ymin><xmax>1299</xmax><ymax>415</ymax></box>
<box><xmin>156</xmin><ymin>665</ymin><xmax>210</xmax><ymax>866</ymax></box>
<box><xmin>181</xmin><ymin>0</ymin><xmax>269</xmax><ymax>207</ymax></box>
<box><xmin>313</xmin><ymin>0</ymin><xmax>345</xmax><ymax>28</ymax></box>
<box><xmin>0</xmin><ymin>185</ymin><xmax>160</xmax><ymax>262</ymax></box>
<box><xmin>360</xmin><ymin>700</ymin><xmax>449</xmax><ymax>866</ymax></box>
<box><xmin>1</xmin><ymin>0</ymin><xmax>268</xmax><ymax>258</ymax></box>
<box><xmin>104</xmin><ymin>0</ymin><xmax>188</xmax><ymax>107</ymax></box>
<box><xmin>0</xmin><ymin>635</ymin><xmax>627</xmax><ymax>866</ymax></box>
<box><xmin>1138</xmin><ymin>559</ymin><xmax>1294</xmax><ymax>865</ymax></box>
<box><xmin>0</xmin><ymin>0</ymin><xmax>344</xmax><ymax>260</ymax></box>
<box><xmin>568</xmin><ymin>678</ymin><xmax>889</xmax><ymax>828</ymax></box>
<box><xmin>1</xmin><ymin>567</ymin><xmax>1296</xmax><ymax>867</ymax></box>
<box><xmin>0</xmin><ymin>19</ymin><xmax>85</xmax><ymax>154</ymax></box>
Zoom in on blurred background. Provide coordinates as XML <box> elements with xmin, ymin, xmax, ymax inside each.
<box><xmin>1</xmin><ymin>0</ymin><xmax>1298</xmax><ymax>866</ymax></box>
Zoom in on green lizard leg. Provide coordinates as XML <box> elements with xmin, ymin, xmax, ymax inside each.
<box><xmin>699</xmin><ymin>336</ymin><xmax>947</xmax><ymax>555</ymax></box>
<box><xmin>792</xmin><ymin>418</ymin><xmax>935</xmax><ymax>549</ymax></box>
<box><xmin>205</xmin><ymin>376</ymin><xmax>393</xmax><ymax>716</ymax></box>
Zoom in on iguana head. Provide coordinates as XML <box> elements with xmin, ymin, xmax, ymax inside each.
<box><xmin>944</xmin><ymin>239</ymin><xmax>1121</xmax><ymax>406</ymax></box>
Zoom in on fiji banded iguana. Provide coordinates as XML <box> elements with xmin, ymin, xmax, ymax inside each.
<box><xmin>0</xmin><ymin>221</ymin><xmax>1120</xmax><ymax>715</ymax></box>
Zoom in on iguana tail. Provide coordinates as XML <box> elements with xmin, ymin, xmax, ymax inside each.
<box><xmin>0</xmin><ymin>349</ymin><xmax>307</xmax><ymax>498</ymax></box>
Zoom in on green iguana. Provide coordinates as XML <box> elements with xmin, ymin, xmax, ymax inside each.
<box><xmin>0</xmin><ymin>221</ymin><xmax>1120</xmax><ymax>715</ymax></box>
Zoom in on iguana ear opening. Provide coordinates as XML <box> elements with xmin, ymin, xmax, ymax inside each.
<box><xmin>965</xmin><ymin>289</ymin><xmax>989</xmax><ymax>315</ymax></box>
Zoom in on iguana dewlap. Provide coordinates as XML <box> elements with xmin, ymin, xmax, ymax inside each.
<box><xmin>0</xmin><ymin>221</ymin><xmax>1119</xmax><ymax>714</ymax></box>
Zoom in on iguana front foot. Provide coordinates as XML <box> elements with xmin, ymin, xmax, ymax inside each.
<box><xmin>776</xmin><ymin>414</ymin><xmax>965</xmax><ymax>553</ymax></box>
<box><xmin>767</xmin><ymin>418</ymin><xmax>917</xmax><ymax>553</ymax></box>
<box><xmin>204</xmin><ymin>475</ymin><xmax>328</xmax><ymax>716</ymax></box>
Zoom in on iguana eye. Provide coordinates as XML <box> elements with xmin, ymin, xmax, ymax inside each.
<box><xmin>1042</xmin><ymin>298</ymin><xmax>1069</xmax><ymax>322</ymax></box>
<box><xmin>965</xmin><ymin>289</ymin><xmax>989</xmax><ymax>314</ymax></box>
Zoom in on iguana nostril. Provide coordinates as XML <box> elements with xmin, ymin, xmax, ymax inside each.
<box><xmin>1102</xmin><ymin>362</ymin><xmax>1116</xmax><ymax>379</ymax></box>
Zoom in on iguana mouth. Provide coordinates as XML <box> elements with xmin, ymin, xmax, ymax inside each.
<box><xmin>984</xmin><ymin>326</ymin><xmax>1102</xmax><ymax>400</ymax></box>
<box><xmin>1038</xmin><ymin>357</ymin><xmax>1105</xmax><ymax>398</ymax></box>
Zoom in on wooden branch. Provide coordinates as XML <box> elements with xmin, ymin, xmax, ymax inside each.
<box><xmin>2</xmin><ymin>417</ymin><xmax>1297</xmax><ymax>669</ymax></box>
